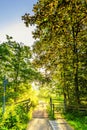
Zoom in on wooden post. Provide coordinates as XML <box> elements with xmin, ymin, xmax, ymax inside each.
<box><xmin>52</xmin><ymin>104</ymin><xmax>54</xmax><ymax>118</ymax></box>
<box><xmin>64</xmin><ymin>93</ymin><xmax>67</xmax><ymax>112</ymax></box>
<box><xmin>50</xmin><ymin>97</ymin><xmax>52</xmax><ymax>113</ymax></box>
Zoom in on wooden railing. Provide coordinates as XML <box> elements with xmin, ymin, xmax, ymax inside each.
<box><xmin>15</xmin><ymin>98</ymin><xmax>32</xmax><ymax>112</ymax></box>
<box><xmin>49</xmin><ymin>98</ymin><xmax>87</xmax><ymax>118</ymax></box>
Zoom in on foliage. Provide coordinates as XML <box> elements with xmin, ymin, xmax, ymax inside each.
<box><xmin>0</xmin><ymin>0</ymin><xmax>87</xmax><ymax>129</ymax></box>
<box><xmin>22</xmin><ymin>0</ymin><xmax>87</xmax><ymax>107</ymax></box>
<box><xmin>0</xmin><ymin>104</ymin><xmax>32</xmax><ymax>130</ymax></box>
<box><xmin>0</xmin><ymin>36</ymin><xmax>40</xmax><ymax>129</ymax></box>
<box><xmin>0</xmin><ymin>86</ymin><xmax>38</xmax><ymax>130</ymax></box>
<box><xmin>64</xmin><ymin>112</ymin><xmax>87</xmax><ymax>130</ymax></box>
<box><xmin>0</xmin><ymin>36</ymin><xmax>43</xmax><ymax>104</ymax></box>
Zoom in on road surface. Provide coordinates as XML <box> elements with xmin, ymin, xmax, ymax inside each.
<box><xmin>27</xmin><ymin>102</ymin><xmax>52</xmax><ymax>130</ymax></box>
<box><xmin>26</xmin><ymin>101</ymin><xmax>74</xmax><ymax>130</ymax></box>
<box><xmin>27</xmin><ymin>118</ymin><xmax>52</xmax><ymax>130</ymax></box>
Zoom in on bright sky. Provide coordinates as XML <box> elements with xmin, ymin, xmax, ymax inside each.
<box><xmin>0</xmin><ymin>0</ymin><xmax>37</xmax><ymax>46</ymax></box>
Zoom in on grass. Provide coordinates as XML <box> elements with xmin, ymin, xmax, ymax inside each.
<box><xmin>63</xmin><ymin>111</ymin><xmax>87</xmax><ymax>130</ymax></box>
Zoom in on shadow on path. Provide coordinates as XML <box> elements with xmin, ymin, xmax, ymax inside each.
<box><xmin>32</xmin><ymin>109</ymin><xmax>48</xmax><ymax>118</ymax></box>
<box><xmin>26</xmin><ymin>103</ymin><xmax>52</xmax><ymax>130</ymax></box>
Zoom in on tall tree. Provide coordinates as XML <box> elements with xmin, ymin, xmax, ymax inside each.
<box><xmin>22</xmin><ymin>0</ymin><xmax>87</xmax><ymax>106</ymax></box>
<box><xmin>0</xmin><ymin>36</ymin><xmax>44</xmax><ymax>104</ymax></box>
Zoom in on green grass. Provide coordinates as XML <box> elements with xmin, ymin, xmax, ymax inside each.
<box><xmin>63</xmin><ymin>112</ymin><xmax>87</xmax><ymax>130</ymax></box>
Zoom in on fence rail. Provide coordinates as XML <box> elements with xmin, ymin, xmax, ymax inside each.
<box><xmin>49</xmin><ymin>98</ymin><xmax>87</xmax><ymax>118</ymax></box>
<box><xmin>6</xmin><ymin>98</ymin><xmax>32</xmax><ymax>113</ymax></box>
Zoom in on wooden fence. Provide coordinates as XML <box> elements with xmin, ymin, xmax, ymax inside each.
<box><xmin>49</xmin><ymin>98</ymin><xmax>87</xmax><ymax>118</ymax></box>
<box><xmin>15</xmin><ymin>98</ymin><xmax>32</xmax><ymax>112</ymax></box>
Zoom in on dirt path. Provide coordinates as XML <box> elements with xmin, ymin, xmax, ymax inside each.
<box><xmin>26</xmin><ymin>102</ymin><xmax>74</xmax><ymax>130</ymax></box>
<box><xmin>26</xmin><ymin>102</ymin><xmax>52</xmax><ymax>130</ymax></box>
<box><xmin>27</xmin><ymin>118</ymin><xmax>52</xmax><ymax>130</ymax></box>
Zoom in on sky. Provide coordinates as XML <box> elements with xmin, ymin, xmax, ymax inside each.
<box><xmin>0</xmin><ymin>0</ymin><xmax>37</xmax><ymax>46</ymax></box>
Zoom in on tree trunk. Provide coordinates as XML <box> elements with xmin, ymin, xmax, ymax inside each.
<box><xmin>72</xmin><ymin>26</ymin><xmax>80</xmax><ymax>105</ymax></box>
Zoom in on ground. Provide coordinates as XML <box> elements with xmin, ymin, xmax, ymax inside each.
<box><xmin>27</xmin><ymin>118</ymin><xmax>52</xmax><ymax>130</ymax></box>
<box><xmin>26</xmin><ymin>102</ymin><xmax>52</xmax><ymax>130</ymax></box>
<box><xmin>26</xmin><ymin>101</ymin><xmax>74</xmax><ymax>130</ymax></box>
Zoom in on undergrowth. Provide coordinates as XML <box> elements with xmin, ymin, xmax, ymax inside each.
<box><xmin>63</xmin><ymin>111</ymin><xmax>87</xmax><ymax>130</ymax></box>
<box><xmin>0</xmin><ymin>104</ymin><xmax>33</xmax><ymax>130</ymax></box>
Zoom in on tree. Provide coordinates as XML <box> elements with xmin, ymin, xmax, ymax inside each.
<box><xmin>22</xmin><ymin>0</ymin><xmax>87</xmax><ymax>106</ymax></box>
<box><xmin>0</xmin><ymin>36</ymin><xmax>44</xmax><ymax>104</ymax></box>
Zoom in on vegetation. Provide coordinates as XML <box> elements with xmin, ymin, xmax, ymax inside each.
<box><xmin>0</xmin><ymin>36</ymin><xmax>40</xmax><ymax>129</ymax></box>
<box><xmin>22</xmin><ymin>0</ymin><xmax>87</xmax><ymax>129</ymax></box>
<box><xmin>0</xmin><ymin>104</ymin><xmax>32</xmax><ymax>130</ymax></box>
<box><xmin>22</xmin><ymin>0</ymin><xmax>87</xmax><ymax>107</ymax></box>
<box><xmin>64</xmin><ymin>112</ymin><xmax>87</xmax><ymax>130</ymax></box>
<box><xmin>0</xmin><ymin>0</ymin><xmax>87</xmax><ymax>129</ymax></box>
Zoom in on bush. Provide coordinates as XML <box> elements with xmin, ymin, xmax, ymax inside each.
<box><xmin>64</xmin><ymin>111</ymin><xmax>87</xmax><ymax>130</ymax></box>
<box><xmin>0</xmin><ymin>104</ymin><xmax>32</xmax><ymax>130</ymax></box>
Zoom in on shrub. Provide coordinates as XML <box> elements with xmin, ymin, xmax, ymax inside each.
<box><xmin>0</xmin><ymin>104</ymin><xmax>32</xmax><ymax>130</ymax></box>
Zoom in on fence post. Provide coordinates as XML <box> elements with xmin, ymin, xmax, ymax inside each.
<box><xmin>50</xmin><ymin>98</ymin><xmax>55</xmax><ymax>118</ymax></box>
<box><xmin>64</xmin><ymin>93</ymin><xmax>67</xmax><ymax>113</ymax></box>
<box><xmin>50</xmin><ymin>97</ymin><xmax>52</xmax><ymax>113</ymax></box>
<box><xmin>52</xmin><ymin>104</ymin><xmax>54</xmax><ymax>118</ymax></box>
